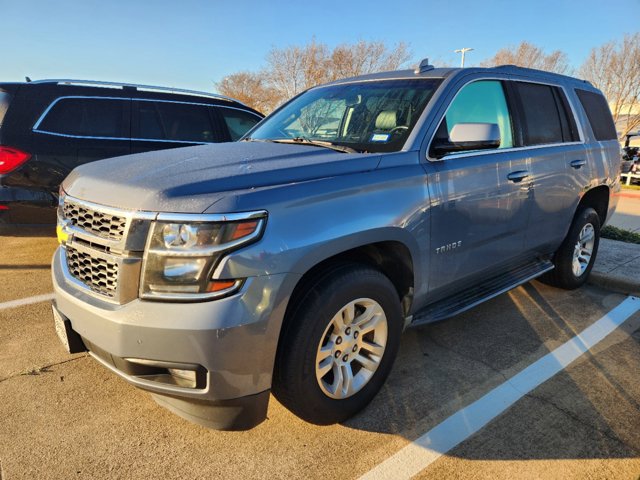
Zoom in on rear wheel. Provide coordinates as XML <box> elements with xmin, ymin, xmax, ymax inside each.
<box><xmin>273</xmin><ymin>264</ymin><xmax>402</xmax><ymax>425</ymax></box>
<box><xmin>542</xmin><ymin>207</ymin><xmax>600</xmax><ymax>289</ymax></box>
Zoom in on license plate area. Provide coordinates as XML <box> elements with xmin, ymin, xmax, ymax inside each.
<box><xmin>52</xmin><ymin>303</ymin><xmax>87</xmax><ymax>354</ymax></box>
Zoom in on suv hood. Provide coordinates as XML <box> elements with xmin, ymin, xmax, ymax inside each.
<box><xmin>63</xmin><ymin>141</ymin><xmax>381</xmax><ymax>213</ymax></box>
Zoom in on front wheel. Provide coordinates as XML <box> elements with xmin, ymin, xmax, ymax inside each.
<box><xmin>543</xmin><ymin>207</ymin><xmax>601</xmax><ymax>289</ymax></box>
<box><xmin>273</xmin><ymin>264</ymin><xmax>403</xmax><ymax>425</ymax></box>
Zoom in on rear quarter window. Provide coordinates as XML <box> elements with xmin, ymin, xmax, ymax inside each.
<box><xmin>575</xmin><ymin>89</ymin><xmax>617</xmax><ymax>141</ymax></box>
<box><xmin>37</xmin><ymin>98</ymin><xmax>128</xmax><ymax>138</ymax></box>
<box><xmin>0</xmin><ymin>91</ymin><xmax>12</xmax><ymax>126</ymax></box>
<box><xmin>219</xmin><ymin>108</ymin><xmax>261</xmax><ymax>141</ymax></box>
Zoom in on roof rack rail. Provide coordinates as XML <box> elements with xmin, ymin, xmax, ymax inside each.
<box><xmin>28</xmin><ymin>79</ymin><xmax>244</xmax><ymax>106</ymax></box>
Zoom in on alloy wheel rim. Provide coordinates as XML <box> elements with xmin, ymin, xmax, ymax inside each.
<box><xmin>315</xmin><ymin>298</ymin><xmax>388</xmax><ymax>400</ymax></box>
<box><xmin>572</xmin><ymin>223</ymin><xmax>595</xmax><ymax>277</ymax></box>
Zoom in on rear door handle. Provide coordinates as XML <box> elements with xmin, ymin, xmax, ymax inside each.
<box><xmin>507</xmin><ymin>170</ymin><xmax>529</xmax><ymax>183</ymax></box>
<box><xmin>570</xmin><ymin>159</ymin><xmax>586</xmax><ymax>169</ymax></box>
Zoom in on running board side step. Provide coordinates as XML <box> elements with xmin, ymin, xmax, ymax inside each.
<box><xmin>410</xmin><ymin>259</ymin><xmax>554</xmax><ymax>326</ymax></box>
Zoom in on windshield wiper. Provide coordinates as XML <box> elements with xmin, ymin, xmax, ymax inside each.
<box><xmin>270</xmin><ymin>137</ymin><xmax>358</xmax><ymax>154</ymax></box>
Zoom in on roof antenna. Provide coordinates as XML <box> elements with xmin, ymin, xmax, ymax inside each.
<box><xmin>25</xmin><ymin>76</ymin><xmax>32</xmax><ymax>82</ymax></box>
<box><xmin>415</xmin><ymin>58</ymin><xmax>434</xmax><ymax>74</ymax></box>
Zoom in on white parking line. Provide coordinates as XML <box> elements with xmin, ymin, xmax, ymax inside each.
<box><xmin>360</xmin><ymin>296</ymin><xmax>640</xmax><ymax>480</ymax></box>
<box><xmin>0</xmin><ymin>293</ymin><xmax>55</xmax><ymax>311</ymax></box>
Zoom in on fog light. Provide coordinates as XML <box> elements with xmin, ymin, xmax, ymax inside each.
<box><xmin>168</xmin><ymin>368</ymin><xmax>197</xmax><ymax>388</ymax></box>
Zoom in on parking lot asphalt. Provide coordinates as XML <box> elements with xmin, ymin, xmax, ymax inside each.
<box><xmin>1</xmin><ymin>234</ymin><xmax>640</xmax><ymax>480</ymax></box>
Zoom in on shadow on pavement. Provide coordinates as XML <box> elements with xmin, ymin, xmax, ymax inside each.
<box><xmin>0</xmin><ymin>225</ymin><xmax>55</xmax><ymax>237</ymax></box>
<box><xmin>343</xmin><ymin>282</ymin><xmax>640</xmax><ymax>460</ymax></box>
<box><xmin>0</xmin><ymin>264</ymin><xmax>51</xmax><ymax>270</ymax></box>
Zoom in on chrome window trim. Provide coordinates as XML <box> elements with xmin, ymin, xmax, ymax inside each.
<box><xmin>33</xmin><ymin>95</ymin><xmax>127</xmax><ymax>130</ymax></box>
<box><xmin>425</xmin><ymin>77</ymin><xmax>587</xmax><ymax>162</ymax></box>
<box><xmin>32</xmin><ymin>96</ymin><xmax>261</xmax><ymax>141</ymax></box>
<box><xmin>33</xmin><ymin>130</ymin><xmax>215</xmax><ymax>144</ymax></box>
<box><xmin>215</xmin><ymin>104</ymin><xmax>263</xmax><ymax>119</ymax></box>
<box><xmin>426</xmin><ymin>141</ymin><xmax>587</xmax><ymax>162</ymax></box>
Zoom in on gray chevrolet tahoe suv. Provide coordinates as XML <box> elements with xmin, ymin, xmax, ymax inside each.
<box><xmin>52</xmin><ymin>61</ymin><xmax>621</xmax><ymax>430</ymax></box>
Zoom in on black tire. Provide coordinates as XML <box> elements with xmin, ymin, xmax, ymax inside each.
<box><xmin>542</xmin><ymin>207</ymin><xmax>601</xmax><ymax>290</ymax></box>
<box><xmin>273</xmin><ymin>263</ymin><xmax>403</xmax><ymax>425</ymax></box>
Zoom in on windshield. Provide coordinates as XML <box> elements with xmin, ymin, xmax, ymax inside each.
<box><xmin>248</xmin><ymin>79</ymin><xmax>442</xmax><ymax>153</ymax></box>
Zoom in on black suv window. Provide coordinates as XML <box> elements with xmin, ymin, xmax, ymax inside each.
<box><xmin>136</xmin><ymin>101</ymin><xmax>220</xmax><ymax>143</ymax></box>
<box><xmin>38</xmin><ymin>97</ymin><xmax>128</xmax><ymax>138</ymax></box>
<box><xmin>0</xmin><ymin>91</ymin><xmax>11</xmax><ymax>127</ymax></box>
<box><xmin>219</xmin><ymin>108</ymin><xmax>260</xmax><ymax>141</ymax></box>
<box><xmin>575</xmin><ymin>89</ymin><xmax>617</xmax><ymax>141</ymax></box>
<box><xmin>514</xmin><ymin>82</ymin><xmax>578</xmax><ymax>146</ymax></box>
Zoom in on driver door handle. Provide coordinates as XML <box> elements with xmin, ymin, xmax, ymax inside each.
<box><xmin>507</xmin><ymin>170</ymin><xmax>529</xmax><ymax>183</ymax></box>
<box><xmin>570</xmin><ymin>159</ymin><xmax>586</xmax><ymax>169</ymax></box>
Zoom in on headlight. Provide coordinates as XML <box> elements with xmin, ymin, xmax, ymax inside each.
<box><xmin>140</xmin><ymin>212</ymin><xmax>267</xmax><ymax>300</ymax></box>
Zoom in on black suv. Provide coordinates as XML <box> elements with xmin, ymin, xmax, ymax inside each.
<box><xmin>0</xmin><ymin>80</ymin><xmax>263</xmax><ymax>225</ymax></box>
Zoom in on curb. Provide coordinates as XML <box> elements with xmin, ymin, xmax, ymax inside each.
<box><xmin>618</xmin><ymin>189</ymin><xmax>640</xmax><ymax>199</ymax></box>
<box><xmin>588</xmin><ymin>271</ymin><xmax>640</xmax><ymax>297</ymax></box>
<box><xmin>587</xmin><ymin>237</ymin><xmax>640</xmax><ymax>297</ymax></box>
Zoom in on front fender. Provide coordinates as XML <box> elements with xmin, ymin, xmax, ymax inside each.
<box><xmin>214</xmin><ymin>163</ymin><xmax>431</xmax><ymax>303</ymax></box>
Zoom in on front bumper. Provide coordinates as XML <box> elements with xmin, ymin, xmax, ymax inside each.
<box><xmin>52</xmin><ymin>246</ymin><xmax>300</xmax><ymax>429</ymax></box>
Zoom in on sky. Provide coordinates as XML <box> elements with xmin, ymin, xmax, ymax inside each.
<box><xmin>2</xmin><ymin>0</ymin><xmax>639</xmax><ymax>94</ymax></box>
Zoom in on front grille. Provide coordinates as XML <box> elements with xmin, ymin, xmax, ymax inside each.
<box><xmin>63</xmin><ymin>201</ymin><xmax>127</xmax><ymax>240</ymax></box>
<box><xmin>66</xmin><ymin>246</ymin><xmax>119</xmax><ymax>298</ymax></box>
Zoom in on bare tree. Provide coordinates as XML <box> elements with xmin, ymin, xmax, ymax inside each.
<box><xmin>215</xmin><ymin>72</ymin><xmax>277</xmax><ymax>114</ymax></box>
<box><xmin>265</xmin><ymin>40</ymin><xmax>330</xmax><ymax>108</ymax></box>
<box><xmin>215</xmin><ymin>40</ymin><xmax>411</xmax><ymax>114</ymax></box>
<box><xmin>329</xmin><ymin>41</ymin><xmax>410</xmax><ymax>80</ymax></box>
<box><xmin>481</xmin><ymin>41</ymin><xmax>570</xmax><ymax>74</ymax></box>
<box><xmin>579</xmin><ymin>33</ymin><xmax>640</xmax><ymax>139</ymax></box>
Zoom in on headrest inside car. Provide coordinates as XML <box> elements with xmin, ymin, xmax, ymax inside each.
<box><xmin>375</xmin><ymin>111</ymin><xmax>397</xmax><ymax>130</ymax></box>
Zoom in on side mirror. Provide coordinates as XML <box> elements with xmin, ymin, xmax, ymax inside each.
<box><xmin>431</xmin><ymin>122</ymin><xmax>501</xmax><ymax>158</ymax></box>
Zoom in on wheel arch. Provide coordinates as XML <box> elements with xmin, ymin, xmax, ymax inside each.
<box><xmin>576</xmin><ymin>184</ymin><xmax>610</xmax><ymax>226</ymax></box>
<box><xmin>286</xmin><ymin>232</ymin><xmax>419</xmax><ymax>321</ymax></box>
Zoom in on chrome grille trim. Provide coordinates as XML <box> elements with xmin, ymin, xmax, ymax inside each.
<box><xmin>66</xmin><ymin>245</ymin><xmax>119</xmax><ymax>297</ymax></box>
<box><xmin>60</xmin><ymin>243</ymin><xmax>143</xmax><ymax>305</ymax></box>
<box><xmin>63</xmin><ymin>200</ymin><xmax>127</xmax><ymax>240</ymax></box>
<box><xmin>58</xmin><ymin>195</ymin><xmax>154</xmax><ymax>304</ymax></box>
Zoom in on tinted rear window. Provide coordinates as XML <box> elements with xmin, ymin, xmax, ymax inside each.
<box><xmin>0</xmin><ymin>91</ymin><xmax>12</xmax><ymax>127</ymax></box>
<box><xmin>219</xmin><ymin>108</ymin><xmax>261</xmax><ymax>141</ymax></box>
<box><xmin>136</xmin><ymin>101</ymin><xmax>220</xmax><ymax>143</ymax></box>
<box><xmin>38</xmin><ymin>98</ymin><xmax>128</xmax><ymax>138</ymax></box>
<box><xmin>515</xmin><ymin>82</ymin><xmax>566</xmax><ymax>146</ymax></box>
<box><xmin>575</xmin><ymin>89</ymin><xmax>617</xmax><ymax>141</ymax></box>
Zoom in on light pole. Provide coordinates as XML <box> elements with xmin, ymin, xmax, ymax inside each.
<box><xmin>454</xmin><ymin>47</ymin><xmax>474</xmax><ymax>68</ymax></box>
